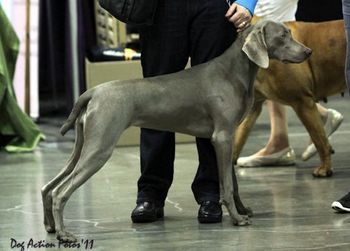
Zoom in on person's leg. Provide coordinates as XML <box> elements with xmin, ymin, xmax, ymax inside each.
<box><xmin>138</xmin><ymin>130</ymin><xmax>175</xmax><ymax>205</ymax></box>
<box><xmin>237</xmin><ymin>100</ymin><xmax>296</xmax><ymax>167</ymax></box>
<box><xmin>316</xmin><ymin>104</ymin><xmax>328</xmax><ymax>122</ymax></box>
<box><xmin>344</xmin><ymin>0</ymin><xmax>350</xmax><ymax>91</ymax></box>
<box><xmin>255</xmin><ymin>101</ymin><xmax>290</xmax><ymax>156</ymax></box>
<box><xmin>237</xmin><ymin>101</ymin><xmax>343</xmax><ymax>166</ymax></box>
<box><xmin>188</xmin><ymin>0</ymin><xmax>236</xmax><ymax>222</ymax></box>
<box><xmin>132</xmin><ymin>0</ymin><xmax>189</xmax><ymax>222</ymax></box>
<box><xmin>331</xmin><ymin>0</ymin><xmax>350</xmax><ymax>213</ymax></box>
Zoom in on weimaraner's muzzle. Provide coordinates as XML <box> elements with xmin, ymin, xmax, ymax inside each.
<box><xmin>41</xmin><ymin>20</ymin><xmax>311</xmax><ymax>242</ymax></box>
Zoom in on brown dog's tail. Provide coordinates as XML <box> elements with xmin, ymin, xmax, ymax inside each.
<box><xmin>60</xmin><ymin>89</ymin><xmax>94</xmax><ymax>136</ymax></box>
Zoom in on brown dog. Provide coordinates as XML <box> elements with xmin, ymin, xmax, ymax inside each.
<box><xmin>233</xmin><ymin>20</ymin><xmax>346</xmax><ymax>177</ymax></box>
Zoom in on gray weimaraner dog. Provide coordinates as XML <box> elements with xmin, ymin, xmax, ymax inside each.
<box><xmin>41</xmin><ymin>20</ymin><xmax>311</xmax><ymax>242</ymax></box>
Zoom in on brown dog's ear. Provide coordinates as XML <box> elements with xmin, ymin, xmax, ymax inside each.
<box><xmin>242</xmin><ymin>27</ymin><xmax>269</xmax><ymax>69</ymax></box>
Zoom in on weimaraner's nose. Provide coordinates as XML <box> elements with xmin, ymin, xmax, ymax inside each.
<box><xmin>304</xmin><ymin>47</ymin><xmax>312</xmax><ymax>57</ymax></box>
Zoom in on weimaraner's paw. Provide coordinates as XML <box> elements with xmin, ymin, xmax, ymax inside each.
<box><xmin>234</xmin><ymin>215</ymin><xmax>251</xmax><ymax>226</ymax></box>
<box><xmin>312</xmin><ymin>167</ymin><xmax>333</xmax><ymax>178</ymax></box>
<box><xmin>56</xmin><ymin>230</ymin><xmax>77</xmax><ymax>243</ymax></box>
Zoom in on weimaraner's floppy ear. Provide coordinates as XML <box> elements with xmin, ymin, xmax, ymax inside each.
<box><xmin>242</xmin><ymin>26</ymin><xmax>269</xmax><ymax>69</ymax></box>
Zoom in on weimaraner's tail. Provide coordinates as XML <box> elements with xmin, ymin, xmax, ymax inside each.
<box><xmin>60</xmin><ymin>90</ymin><xmax>93</xmax><ymax>136</ymax></box>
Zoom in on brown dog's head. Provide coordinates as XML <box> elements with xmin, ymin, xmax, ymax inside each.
<box><xmin>242</xmin><ymin>20</ymin><xmax>312</xmax><ymax>68</ymax></box>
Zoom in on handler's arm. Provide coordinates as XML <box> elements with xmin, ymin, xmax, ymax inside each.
<box><xmin>233</xmin><ymin>0</ymin><xmax>257</xmax><ymax>16</ymax></box>
<box><xmin>226</xmin><ymin>0</ymin><xmax>257</xmax><ymax>32</ymax></box>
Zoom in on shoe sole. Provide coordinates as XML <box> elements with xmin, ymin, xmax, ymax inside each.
<box><xmin>302</xmin><ymin>116</ymin><xmax>344</xmax><ymax>161</ymax></box>
<box><xmin>131</xmin><ymin>210</ymin><xmax>164</xmax><ymax>223</ymax></box>
<box><xmin>331</xmin><ymin>201</ymin><xmax>350</xmax><ymax>213</ymax></box>
<box><xmin>238</xmin><ymin>160</ymin><xmax>295</xmax><ymax>167</ymax></box>
<box><xmin>198</xmin><ymin>216</ymin><xmax>222</xmax><ymax>223</ymax></box>
<box><xmin>131</xmin><ymin>216</ymin><xmax>162</xmax><ymax>223</ymax></box>
<box><xmin>131</xmin><ymin>215</ymin><xmax>164</xmax><ymax>223</ymax></box>
<box><xmin>237</xmin><ymin>148</ymin><xmax>296</xmax><ymax>167</ymax></box>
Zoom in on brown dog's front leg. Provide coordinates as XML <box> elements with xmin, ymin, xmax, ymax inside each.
<box><xmin>292</xmin><ymin>100</ymin><xmax>333</xmax><ymax>177</ymax></box>
<box><xmin>233</xmin><ymin>100</ymin><xmax>265</xmax><ymax>162</ymax></box>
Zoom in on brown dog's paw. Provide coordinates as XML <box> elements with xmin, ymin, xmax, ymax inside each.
<box><xmin>312</xmin><ymin>168</ymin><xmax>333</xmax><ymax>178</ymax></box>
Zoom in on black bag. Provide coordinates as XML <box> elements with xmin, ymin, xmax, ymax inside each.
<box><xmin>99</xmin><ymin>0</ymin><xmax>158</xmax><ymax>26</ymax></box>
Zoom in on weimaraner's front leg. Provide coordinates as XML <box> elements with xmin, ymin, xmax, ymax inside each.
<box><xmin>211</xmin><ymin>128</ymin><xmax>251</xmax><ymax>226</ymax></box>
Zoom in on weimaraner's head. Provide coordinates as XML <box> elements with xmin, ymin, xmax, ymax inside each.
<box><xmin>242</xmin><ymin>20</ymin><xmax>312</xmax><ymax>69</ymax></box>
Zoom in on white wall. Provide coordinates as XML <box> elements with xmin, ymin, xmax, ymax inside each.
<box><xmin>0</xmin><ymin>0</ymin><xmax>12</xmax><ymax>17</ymax></box>
<box><xmin>1</xmin><ymin>0</ymin><xmax>39</xmax><ymax>119</ymax></box>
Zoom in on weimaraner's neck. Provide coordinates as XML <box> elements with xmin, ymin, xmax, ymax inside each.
<box><xmin>216</xmin><ymin>26</ymin><xmax>259</xmax><ymax>94</ymax></box>
<box><xmin>222</xmin><ymin>26</ymin><xmax>258</xmax><ymax>71</ymax></box>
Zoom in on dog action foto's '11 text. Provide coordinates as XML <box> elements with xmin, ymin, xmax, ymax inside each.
<box><xmin>9</xmin><ymin>238</ymin><xmax>94</xmax><ymax>250</ymax></box>
<box><xmin>41</xmin><ymin>20</ymin><xmax>311</xmax><ymax>242</ymax></box>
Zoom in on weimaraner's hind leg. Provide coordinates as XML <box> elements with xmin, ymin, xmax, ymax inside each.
<box><xmin>41</xmin><ymin>113</ymin><xmax>84</xmax><ymax>233</ymax></box>
<box><xmin>51</xmin><ymin>115</ymin><xmax>128</xmax><ymax>242</ymax></box>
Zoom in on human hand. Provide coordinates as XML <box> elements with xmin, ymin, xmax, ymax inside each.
<box><xmin>225</xmin><ymin>3</ymin><xmax>252</xmax><ymax>32</ymax></box>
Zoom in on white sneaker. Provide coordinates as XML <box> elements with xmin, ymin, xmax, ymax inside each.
<box><xmin>301</xmin><ymin>109</ymin><xmax>344</xmax><ymax>161</ymax></box>
<box><xmin>237</xmin><ymin>147</ymin><xmax>296</xmax><ymax>167</ymax></box>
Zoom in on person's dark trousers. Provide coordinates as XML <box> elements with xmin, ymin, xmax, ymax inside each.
<box><xmin>137</xmin><ymin>0</ymin><xmax>237</xmax><ymax>207</ymax></box>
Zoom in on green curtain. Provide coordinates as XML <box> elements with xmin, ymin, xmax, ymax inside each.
<box><xmin>0</xmin><ymin>6</ymin><xmax>44</xmax><ymax>153</ymax></box>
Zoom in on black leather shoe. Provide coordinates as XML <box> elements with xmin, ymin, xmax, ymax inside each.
<box><xmin>198</xmin><ymin>201</ymin><xmax>222</xmax><ymax>223</ymax></box>
<box><xmin>131</xmin><ymin>202</ymin><xmax>164</xmax><ymax>223</ymax></box>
